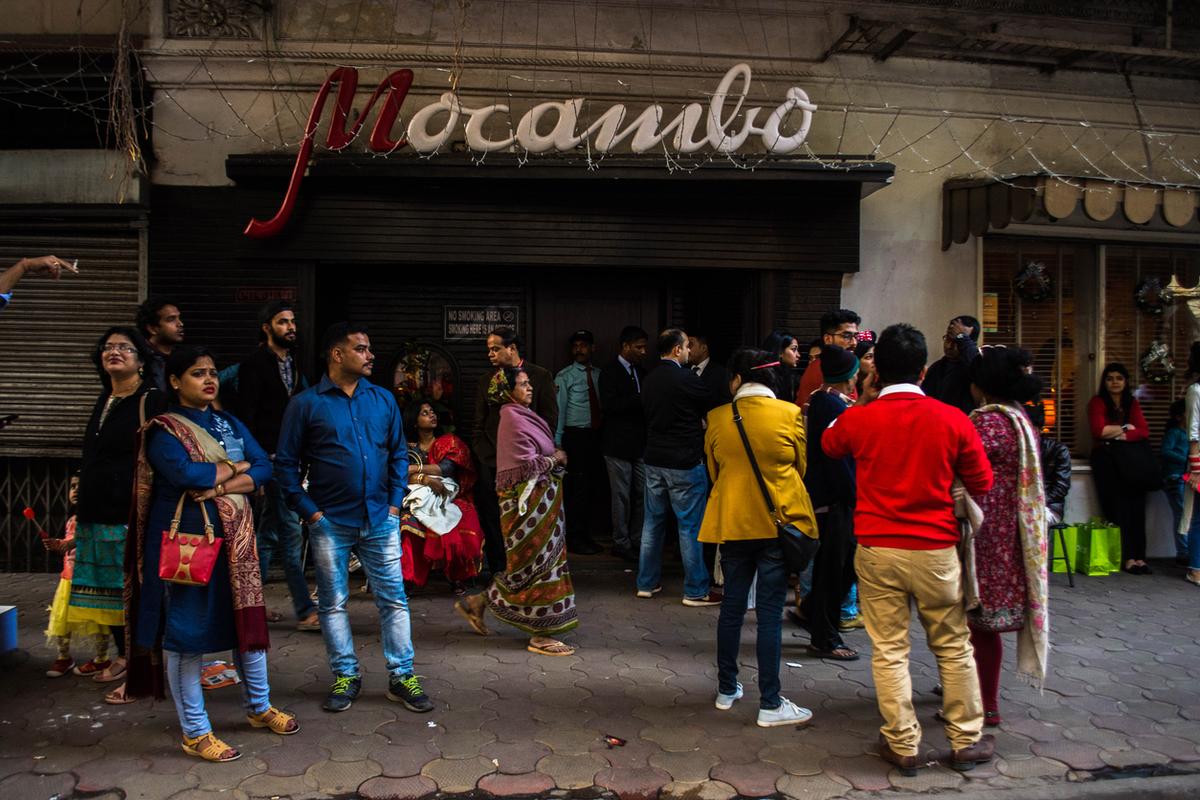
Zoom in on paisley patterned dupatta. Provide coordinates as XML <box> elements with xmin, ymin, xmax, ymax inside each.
<box><xmin>972</xmin><ymin>402</ymin><xmax>1050</xmax><ymax>690</ymax></box>
<box><xmin>124</xmin><ymin>413</ymin><xmax>269</xmax><ymax>699</ymax></box>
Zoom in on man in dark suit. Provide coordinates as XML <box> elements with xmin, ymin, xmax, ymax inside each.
<box><xmin>472</xmin><ymin>328</ymin><xmax>558</xmax><ymax>574</ymax></box>
<box><xmin>238</xmin><ymin>300</ymin><xmax>317</xmax><ymax>630</ymax></box>
<box><xmin>599</xmin><ymin>326</ymin><xmax>649</xmax><ymax>562</ymax></box>
<box><xmin>687</xmin><ymin>334</ymin><xmax>732</xmax><ymax>405</ymax></box>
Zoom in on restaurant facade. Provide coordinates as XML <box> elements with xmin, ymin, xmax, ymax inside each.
<box><xmin>2</xmin><ymin>1</ymin><xmax>1199</xmax><ymax>568</ymax></box>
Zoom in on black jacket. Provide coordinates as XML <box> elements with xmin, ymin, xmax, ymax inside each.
<box><xmin>923</xmin><ymin>336</ymin><xmax>980</xmax><ymax>415</ymax></box>
<box><xmin>696</xmin><ymin>360</ymin><xmax>733</xmax><ymax>405</ymax></box>
<box><xmin>77</xmin><ymin>383</ymin><xmax>167</xmax><ymax>524</ymax></box>
<box><xmin>238</xmin><ymin>346</ymin><xmax>306</xmax><ymax>454</ymax></box>
<box><xmin>1040</xmin><ymin>434</ymin><xmax>1072</xmax><ymax>520</ymax></box>
<box><xmin>472</xmin><ymin>360</ymin><xmax>558</xmax><ymax>469</ymax></box>
<box><xmin>599</xmin><ymin>358</ymin><xmax>646</xmax><ymax>460</ymax></box>
<box><xmin>641</xmin><ymin>359</ymin><xmax>715</xmax><ymax>469</ymax></box>
<box><xmin>804</xmin><ymin>389</ymin><xmax>856</xmax><ymax>509</ymax></box>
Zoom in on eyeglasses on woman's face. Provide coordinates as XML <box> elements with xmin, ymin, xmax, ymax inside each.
<box><xmin>100</xmin><ymin>343</ymin><xmax>137</xmax><ymax>354</ymax></box>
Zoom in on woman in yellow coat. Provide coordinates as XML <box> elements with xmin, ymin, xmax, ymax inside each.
<box><xmin>700</xmin><ymin>348</ymin><xmax>818</xmax><ymax>728</ymax></box>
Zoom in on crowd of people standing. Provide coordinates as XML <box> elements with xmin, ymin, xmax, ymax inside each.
<box><xmin>23</xmin><ymin>270</ymin><xmax>1189</xmax><ymax>774</ymax></box>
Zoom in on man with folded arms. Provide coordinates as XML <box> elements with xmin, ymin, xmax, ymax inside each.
<box><xmin>822</xmin><ymin>323</ymin><xmax>994</xmax><ymax>775</ymax></box>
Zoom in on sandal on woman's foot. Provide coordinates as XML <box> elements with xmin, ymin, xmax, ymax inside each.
<box><xmin>93</xmin><ymin>659</ymin><xmax>127</xmax><ymax>683</ymax></box>
<box><xmin>806</xmin><ymin>644</ymin><xmax>859</xmax><ymax>661</ymax></box>
<box><xmin>181</xmin><ymin>732</ymin><xmax>241</xmax><ymax>762</ymax></box>
<box><xmin>247</xmin><ymin>706</ymin><xmax>300</xmax><ymax>735</ymax></box>
<box><xmin>453</xmin><ymin>598</ymin><xmax>489</xmax><ymax>636</ymax></box>
<box><xmin>528</xmin><ymin>639</ymin><xmax>576</xmax><ymax>657</ymax></box>
<box><xmin>104</xmin><ymin>683</ymin><xmax>136</xmax><ymax>705</ymax></box>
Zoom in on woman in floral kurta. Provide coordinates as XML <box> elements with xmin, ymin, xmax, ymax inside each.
<box><xmin>968</xmin><ymin>346</ymin><xmax>1049</xmax><ymax>727</ymax></box>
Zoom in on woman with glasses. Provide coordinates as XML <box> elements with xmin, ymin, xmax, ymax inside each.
<box><xmin>68</xmin><ymin>327</ymin><xmax>166</xmax><ymax>693</ymax></box>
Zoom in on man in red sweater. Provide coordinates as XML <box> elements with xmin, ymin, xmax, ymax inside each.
<box><xmin>823</xmin><ymin>323</ymin><xmax>995</xmax><ymax>775</ymax></box>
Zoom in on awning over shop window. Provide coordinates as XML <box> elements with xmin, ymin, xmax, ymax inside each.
<box><xmin>942</xmin><ymin>175</ymin><xmax>1200</xmax><ymax>249</ymax></box>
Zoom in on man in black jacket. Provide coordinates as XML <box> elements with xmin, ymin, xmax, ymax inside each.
<box><xmin>472</xmin><ymin>328</ymin><xmax>559</xmax><ymax>574</ymax></box>
<box><xmin>238</xmin><ymin>301</ymin><xmax>317</xmax><ymax>630</ymax></box>
<box><xmin>599</xmin><ymin>326</ymin><xmax>648</xmax><ymax>562</ymax></box>
<box><xmin>635</xmin><ymin>328</ymin><xmax>722</xmax><ymax>606</ymax></box>
<box><xmin>922</xmin><ymin>316</ymin><xmax>981</xmax><ymax>415</ymax></box>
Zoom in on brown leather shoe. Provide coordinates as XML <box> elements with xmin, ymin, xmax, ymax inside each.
<box><xmin>877</xmin><ymin>734</ymin><xmax>918</xmax><ymax>777</ymax></box>
<box><xmin>951</xmin><ymin>734</ymin><xmax>995</xmax><ymax>771</ymax></box>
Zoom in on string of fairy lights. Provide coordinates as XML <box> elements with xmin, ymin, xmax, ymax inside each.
<box><xmin>1</xmin><ymin>0</ymin><xmax>1198</xmax><ymax>190</ymax></box>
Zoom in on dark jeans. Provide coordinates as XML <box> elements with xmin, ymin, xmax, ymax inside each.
<box><xmin>256</xmin><ymin>479</ymin><xmax>316</xmax><ymax>619</ymax></box>
<box><xmin>562</xmin><ymin>427</ymin><xmax>607</xmax><ymax>546</ymax></box>
<box><xmin>717</xmin><ymin>538</ymin><xmax>787</xmax><ymax>710</ymax></box>
<box><xmin>475</xmin><ymin>461</ymin><xmax>506</xmax><ymax>575</ymax></box>
<box><xmin>801</xmin><ymin>504</ymin><xmax>857</xmax><ymax>651</ymax></box>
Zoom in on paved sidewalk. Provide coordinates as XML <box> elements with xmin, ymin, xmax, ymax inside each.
<box><xmin>1</xmin><ymin>561</ymin><xmax>1199</xmax><ymax>799</ymax></box>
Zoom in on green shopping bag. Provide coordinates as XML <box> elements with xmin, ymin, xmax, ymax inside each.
<box><xmin>1051</xmin><ymin>524</ymin><xmax>1079</xmax><ymax>573</ymax></box>
<box><xmin>1076</xmin><ymin>521</ymin><xmax>1121</xmax><ymax>576</ymax></box>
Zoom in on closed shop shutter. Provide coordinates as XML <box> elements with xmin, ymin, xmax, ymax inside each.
<box><xmin>0</xmin><ymin>217</ymin><xmax>144</xmax><ymax>454</ymax></box>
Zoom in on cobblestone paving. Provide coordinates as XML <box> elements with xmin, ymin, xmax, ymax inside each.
<box><xmin>2</xmin><ymin>561</ymin><xmax>1199</xmax><ymax>799</ymax></box>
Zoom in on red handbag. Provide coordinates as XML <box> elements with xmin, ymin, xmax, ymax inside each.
<box><xmin>158</xmin><ymin>493</ymin><xmax>223</xmax><ymax>586</ymax></box>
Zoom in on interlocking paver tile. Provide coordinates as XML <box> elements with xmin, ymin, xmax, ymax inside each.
<box><xmin>29</xmin><ymin>743</ymin><xmax>104</xmax><ymax>773</ymax></box>
<box><xmin>73</xmin><ymin>756</ymin><xmax>151</xmax><ymax>792</ymax></box>
<box><xmin>1100</xmin><ymin>747</ymin><xmax>1172</xmax><ymax>768</ymax></box>
<box><xmin>774</xmin><ymin>773</ymin><xmax>853</xmax><ymax>800</ymax></box>
<box><xmin>535</xmin><ymin>724</ymin><xmax>604</xmax><ymax>755</ymax></box>
<box><xmin>357</xmin><ymin>774</ymin><xmax>438</xmax><ymax>800</ymax></box>
<box><xmin>1062</xmin><ymin>726</ymin><xmax>1132</xmax><ymax>750</ymax></box>
<box><xmin>659</xmin><ymin>779</ymin><xmax>739</xmax><ymax>800</ymax></box>
<box><xmin>420</xmin><ymin>755</ymin><xmax>496</xmax><ymax>793</ymax></box>
<box><xmin>480</xmin><ymin>739</ymin><xmax>553</xmax><ymax>774</ymax></box>
<box><xmin>0</xmin><ymin>771</ymin><xmax>76</xmax><ymax>799</ymax></box>
<box><xmin>648</xmin><ymin>749</ymin><xmax>720</xmax><ymax>783</ymax></box>
<box><xmin>888</xmin><ymin>763</ymin><xmax>965</xmax><ymax>791</ymax></box>
<box><xmin>599</xmin><ymin>736</ymin><xmax>665</xmax><ymax>770</ymax></box>
<box><xmin>758</xmin><ymin>741</ymin><xmax>828</xmax><ymax>776</ymax></box>
<box><xmin>640</xmin><ymin>722</ymin><xmax>706</xmax><ymax>751</ymax></box>
<box><xmin>1090</xmin><ymin>713</ymin><xmax>1161</xmax><ymax>736</ymax></box>
<box><xmin>478</xmin><ymin>771</ymin><xmax>556</xmax><ymax>796</ymax></box>
<box><xmin>1128</xmin><ymin>736</ymin><xmax>1200</xmax><ymax>761</ymax></box>
<box><xmin>435</xmin><ymin>728</ymin><xmax>498</xmax><ymax>758</ymax></box>
<box><xmin>710</xmin><ymin>760</ymin><xmax>787</xmax><ymax>795</ymax></box>
<box><xmin>1030</xmin><ymin>740</ymin><xmax>1106</xmax><ymax>770</ymax></box>
<box><xmin>369</xmin><ymin>741</ymin><xmax>439</xmax><ymax>778</ymax></box>
<box><xmin>995</xmin><ymin>755</ymin><xmax>1069</xmax><ymax>778</ymax></box>
<box><xmin>258</xmin><ymin>740</ymin><xmax>331</xmax><ymax>776</ymax></box>
<box><xmin>536</xmin><ymin>753</ymin><xmax>607</xmax><ymax>788</ymax></box>
<box><xmin>113</xmin><ymin>768</ymin><xmax>198</xmax><ymax>799</ymax></box>
<box><xmin>238</xmin><ymin>771</ymin><xmax>329</xmax><ymax>799</ymax></box>
<box><xmin>306</xmin><ymin>757</ymin><xmax>383</xmax><ymax>795</ymax></box>
<box><xmin>594</xmin><ymin>766</ymin><xmax>672</xmax><ymax>800</ymax></box>
<box><xmin>319</xmin><ymin>732</ymin><xmax>389</xmax><ymax>762</ymax></box>
<box><xmin>819</xmin><ymin>754</ymin><xmax>892</xmax><ymax>792</ymax></box>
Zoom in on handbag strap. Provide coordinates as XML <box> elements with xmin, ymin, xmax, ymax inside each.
<box><xmin>169</xmin><ymin>491</ymin><xmax>214</xmax><ymax>542</ymax></box>
<box><xmin>731</xmin><ymin>399</ymin><xmax>781</xmax><ymax>524</ymax></box>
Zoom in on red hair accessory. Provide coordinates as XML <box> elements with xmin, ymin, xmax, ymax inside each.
<box><xmin>855</xmin><ymin>330</ymin><xmax>876</xmax><ymax>343</ymax></box>
<box><xmin>752</xmin><ymin>361</ymin><xmax>781</xmax><ymax>370</ymax></box>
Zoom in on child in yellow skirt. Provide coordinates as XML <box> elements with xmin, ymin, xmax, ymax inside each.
<box><xmin>44</xmin><ymin>476</ymin><xmax>109</xmax><ymax>677</ymax></box>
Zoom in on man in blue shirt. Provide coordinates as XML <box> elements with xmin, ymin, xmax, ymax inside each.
<box><xmin>555</xmin><ymin>330</ymin><xmax>605</xmax><ymax>555</ymax></box>
<box><xmin>275</xmin><ymin>322</ymin><xmax>433</xmax><ymax>714</ymax></box>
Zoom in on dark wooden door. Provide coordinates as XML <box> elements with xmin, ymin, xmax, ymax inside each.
<box><xmin>531</xmin><ymin>274</ymin><xmax>662</xmax><ymax>373</ymax></box>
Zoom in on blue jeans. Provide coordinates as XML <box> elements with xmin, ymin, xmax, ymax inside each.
<box><xmin>1165</xmin><ymin>482</ymin><xmax>1189</xmax><ymax>560</ymax></box>
<box><xmin>166</xmin><ymin>649</ymin><xmax>270</xmax><ymax>738</ymax></box>
<box><xmin>257</xmin><ymin>480</ymin><xmax>316</xmax><ymax>619</ymax></box>
<box><xmin>637</xmin><ymin>463</ymin><xmax>710</xmax><ymax>600</ymax></box>
<box><xmin>309</xmin><ymin>514</ymin><xmax>414</xmax><ymax>678</ymax></box>
<box><xmin>717</xmin><ymin>538</ymin><xmax>787</xmax><ymax>710</ymax></box>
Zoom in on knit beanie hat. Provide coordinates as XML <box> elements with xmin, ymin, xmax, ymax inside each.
<box><xmin>820</xmin><ymin>345</ymin><xmax>859</xmax><ymax>384</ymax></box>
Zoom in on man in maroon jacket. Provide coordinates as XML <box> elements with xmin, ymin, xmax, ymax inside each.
<box><xmin>823</xmin><ymin>323</ymin><xmax>995</xmax><ymax>775</ymax></box>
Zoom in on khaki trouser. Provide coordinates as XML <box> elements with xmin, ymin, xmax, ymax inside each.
<box><xmin>855</xmin><ymin>544</ymin><xmax>983</xmax><ymax>755</ymax></box>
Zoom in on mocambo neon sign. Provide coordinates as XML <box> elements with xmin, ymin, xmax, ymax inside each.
<box><xmin>244</xmin><ymin>63</ymin><xmax>818</xmax><ymax>238</ymax></box>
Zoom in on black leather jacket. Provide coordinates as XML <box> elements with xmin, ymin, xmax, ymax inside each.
<box><xmin>1040</xmin><ymin>435</ymin><xmax>1072</xmax><ymax>520</ymax></box>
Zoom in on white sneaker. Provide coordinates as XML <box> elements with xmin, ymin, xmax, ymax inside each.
<box><xmin>635</xmin><ymin>586</ymin><xmax>662</xmax><ymax>599</ymax></box>
<box><xmin>715</xmin><ymin>682</ymin><xmax>743</xmax><ymax>710</ymax></box>
<box><xmin>757</xmin><ymin>697</ymin><xmax>813</xmax><ymax>728</ymax></box>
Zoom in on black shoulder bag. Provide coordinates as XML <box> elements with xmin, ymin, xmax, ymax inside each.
<box><xmin>731</xmin><ymin>399</ymin><xmax>820</xmax><ymax>572</ymax></box>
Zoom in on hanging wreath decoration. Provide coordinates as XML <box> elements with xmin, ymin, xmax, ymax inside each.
<box><xmin>1140</xmin><ymin>341</ymin><xmax>1176</xmax><ymax>385</ymax></box>
<box><xmin>1134</xmin><ymin>277</ymin><xmax>1172</xmax><ymax>315</ymax></box>
<box><xmin>1014</xmin><ymin>261</ymin><xmax>1052</xmax><ymax>303</ymax></box>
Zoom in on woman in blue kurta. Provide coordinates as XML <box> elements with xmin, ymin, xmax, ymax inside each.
<box><xmin>127</xmin><ymin>346</ymin><xmax>298</xmax><ymax>762</ymax></box>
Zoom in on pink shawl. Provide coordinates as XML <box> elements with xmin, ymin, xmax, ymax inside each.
<box><xmin>495</xmin><ymin>403</ymin><xmax>557</xmax><ymax>490</ymax></box>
